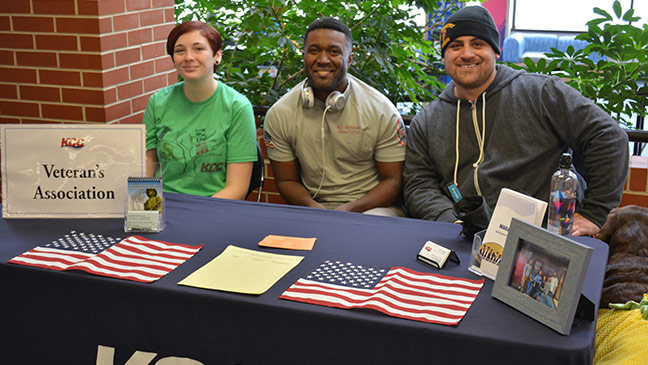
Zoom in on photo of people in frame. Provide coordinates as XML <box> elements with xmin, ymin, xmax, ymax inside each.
<box><xmin>507</xmin><ymin>238</ymin><xmax>569</xmax><ymax>310</ymax></box>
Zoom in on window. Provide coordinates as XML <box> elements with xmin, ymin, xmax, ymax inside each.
<box><xmin>511</xmin><ymin>0</ymin><xmax>647</xmax><ymax>32</ymax></box>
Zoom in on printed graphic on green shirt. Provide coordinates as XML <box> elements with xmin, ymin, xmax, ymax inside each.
<box><xmin>159</xmin><ymin>126</ymin><xmax>226</xmax><ymax>177</ymax></box>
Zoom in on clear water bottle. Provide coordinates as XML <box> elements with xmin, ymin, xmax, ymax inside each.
<box><xmin>547</xmin><ymin>153</ymin><xmax>578</xmax><ymax>236</ymax></box>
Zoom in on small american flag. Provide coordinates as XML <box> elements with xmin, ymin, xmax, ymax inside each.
<box><xmin>263</xmin><ymin>131</ymin><xmax>275</xmax><ymax>150</ymax></box>
<box><xmin>8</xmin><ymin>231</ymin><xmax>119</xmax><ymax>270</ymax></box>
<box><xmin>8</xmin><ymin>231</ymin><xmax>202</xmax><ymax>283</ymax></box>
<box><xmin>280</xmin><ymin>260</ymin><xmax>484</xmax><ymax>325</ymax></box>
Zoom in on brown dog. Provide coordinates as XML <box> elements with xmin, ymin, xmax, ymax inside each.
<box><xmin>596</xmin><ymin>205</ymin><xmax>648</xmax><ymax>307</ymax></box>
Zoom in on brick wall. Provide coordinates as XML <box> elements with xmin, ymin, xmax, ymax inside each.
<box><xmin>620</xmin><ymin>155</ymin><xmax>648</xmax><ymax>207</ymax></box>
<box><xmin>0</xmin><ymin>0</ymin><xmax>176</xmax><ymax>125</ymax></box>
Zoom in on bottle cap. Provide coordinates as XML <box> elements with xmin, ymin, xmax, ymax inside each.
<box><xmin>559</xmin><ymin>153</ymin><xmax>573</xmax><ymax>169</ymax></box>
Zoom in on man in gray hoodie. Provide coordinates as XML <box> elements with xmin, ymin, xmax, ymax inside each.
<box><xmin>403</xmin><ymin>5</ymin><xmax>628</xmax><ymax>237</ymax></box>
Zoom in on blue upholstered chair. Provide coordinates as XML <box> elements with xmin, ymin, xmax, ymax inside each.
<box><xmin>502</xmin><ymin>33</ymin><xmax>605</xmax><ymax>64</ymax></box>
<box><xmin>502</xmin><ymin>33</ymin><xmax>558</xmax><ymax>63</ymax></box>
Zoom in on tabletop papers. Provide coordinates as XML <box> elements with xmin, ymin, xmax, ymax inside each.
<box><xmin>178</xmin><ymin>245</ymin><xmax>304</xmax><ymax>295</ymax></box>
<box><xmin>280</xmin><ymin>260</ymin><xmax>484</xmax><ymax>325</ymax></box>
<box><xmin>258</xmin><ymin>234</ymin><xmax>317</xmax><ymax>251</ymax></box>
<box><xmin>7</xmin><ymin>231</ymin><xmax>203</xmax><ymax>283</ymax></box>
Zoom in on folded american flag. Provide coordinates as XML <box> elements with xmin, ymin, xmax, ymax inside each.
<box><xmin>8</xmin><ymin>231</ymin><xmax>203</xmax><ymax>283</ymax></box>
<box><xmin>280</xmin><ymin>260</ymin><xmax>484</xmax><ymax>325</ymax></box>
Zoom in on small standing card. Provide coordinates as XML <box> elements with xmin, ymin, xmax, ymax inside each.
<box><xmin>417</xmin><ymin>240</ymin><xmax>460</xmax><ymax>269</ymax></box>
<box><xmin>124</xmin><ymin>177</ymin><xmax>164</xmax><ymax>232</ymax></box>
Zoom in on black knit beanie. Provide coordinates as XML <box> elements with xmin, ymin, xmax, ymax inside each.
<box><xmin>440</xmin><ymin>6</ymin><xmax>500</xmax><ymax>57</ymax></box>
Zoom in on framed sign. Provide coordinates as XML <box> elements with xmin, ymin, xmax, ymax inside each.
<box><xmin>1</xmin><ymin>124</ymin><xmax>146</xmax><ymax>218</ymax></box>
<box><xmin>492</xmin><ymin>218</ymin><xmax>593</xmax><ymax>335</ymax></box>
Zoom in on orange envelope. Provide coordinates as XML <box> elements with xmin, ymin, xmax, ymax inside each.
<box><xmin>258</xmin><ymin>235</ymin><xmax>317</xmax><ymax>251</ymax></box>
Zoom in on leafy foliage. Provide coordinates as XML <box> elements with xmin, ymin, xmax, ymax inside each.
<box><xmin>175</xmin><ymin>0</ymin><xmax>461</xmax><ymax>112</ymax></box>
<box><xmin>509</xmin><ymin>0</ymin><xmax>648</xmax><ymax>127</ymax></box>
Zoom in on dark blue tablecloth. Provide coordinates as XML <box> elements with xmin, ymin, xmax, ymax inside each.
<box><xmin>0</xmin><ymin>193</ymin><xmax>607</xmax><ymax>364</ymax></box>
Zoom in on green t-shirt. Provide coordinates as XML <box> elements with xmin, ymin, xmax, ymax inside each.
<box><xmin>144</xmin><ymin>81</ymin><xmax>257</xmax><ymax>196</ymax></box>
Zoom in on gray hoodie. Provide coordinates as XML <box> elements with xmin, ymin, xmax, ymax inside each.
<box><xmin>403</xmin><ymin>64</ymin><xmax>628</xmax><ymax>228</ymax></box>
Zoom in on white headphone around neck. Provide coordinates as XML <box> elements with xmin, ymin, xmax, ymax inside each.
<box><xmin>302</xmin><ymin>85</ymin><xmax>346</xmax><ymax>113</ymax></box>
<box><xmin>301</xmin><ymin>81</ymin><xmax>347</xmax><ymax>199</ymax></box>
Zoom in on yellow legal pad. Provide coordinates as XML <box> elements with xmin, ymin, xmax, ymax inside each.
<box><xmin>178</xmin><ymin>245</ymin><xmax>304</xmax><ymax>295</ymax></box>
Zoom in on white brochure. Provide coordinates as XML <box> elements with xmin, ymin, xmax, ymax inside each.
<box><xmin>469</xmin><ymin>188</ymin><xmax>547</xmax><ymax>280</ymax></box>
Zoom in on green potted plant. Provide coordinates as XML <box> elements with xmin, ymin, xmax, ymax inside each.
<box><xmin>174</xmin><ymin>0</ymin><xmax>462</xmax><ymax>113</ymax></box>
<box><xmin>509</xmin><ymin>0</ymin><xmax>647</xmax><ymax>127</ymax></box>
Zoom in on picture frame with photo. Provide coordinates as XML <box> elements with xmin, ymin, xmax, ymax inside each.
<box><xmin>491</xmin><ymin>218</ymin><xmax>594</xmax><ymax>335</ymax></box>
